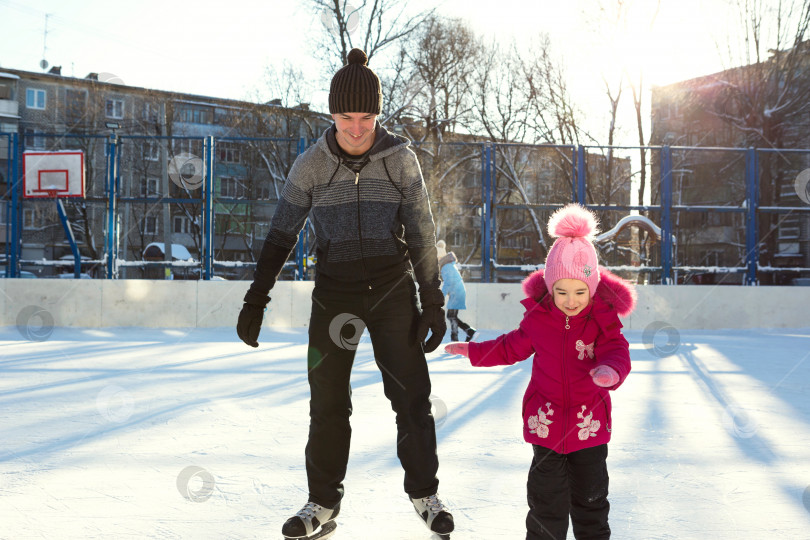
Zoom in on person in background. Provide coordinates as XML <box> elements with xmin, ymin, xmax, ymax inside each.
<box><xmin>436</xmin><ymin>240</ymin><xmax>476</xmax><ymax>342</ymax></box>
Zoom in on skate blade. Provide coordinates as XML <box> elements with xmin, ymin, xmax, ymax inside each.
<box><xmin>283</xmin><ymin>520</ymin><xmax>337</xmax><ymax>540</ymax></box>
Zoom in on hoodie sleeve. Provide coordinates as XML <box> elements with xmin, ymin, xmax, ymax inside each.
<box><xmin>397</xmin><ymin>149</ymin><xmax>441</xmax><ymax>292</ymax></box>
<box><xmin>247</xmin><ymin>155</ymin><xmax>312</xmax><ymax>298</ymax></box>
<box><xmin>468</xmin><ymin>317</ymin><xmax>535</xmax><ymax>367</ymax></box>
<box><xmin>592</xmin><ymin>309</ymin><xmax>631</xmax><ymax>390</ymax></box>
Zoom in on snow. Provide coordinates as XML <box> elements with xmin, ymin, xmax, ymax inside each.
<box><xmin>2</xmin><ymin>325</ymin><xmax>810</xmax><ymax>539</ymax></box>
<box><xmin>594</xmin><ymin>214</ymin><xmax>663</xmax><ymax>243</ymax></box>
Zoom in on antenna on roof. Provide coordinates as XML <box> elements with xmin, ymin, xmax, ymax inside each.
<box><xmin>40</xmin><ymin>13</ymin><xmax>51</xmax><ymax>71</ymax></box>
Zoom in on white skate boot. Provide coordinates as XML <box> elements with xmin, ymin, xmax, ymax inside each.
<box><xmin>412</xmin><ymin>493</ymin><xmax>454</xmax><ymax>538</ymax></box>
<box><xmin>281</xmin><ymin>501</ymin><xmax>339</xmax><ymax>540</ymax></box>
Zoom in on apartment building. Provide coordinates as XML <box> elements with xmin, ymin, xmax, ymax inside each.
<box><xmin>0</xmin><ymin>66</ymin><xmax>329</xmax><ymax>278</ymax></box>
<box><xmin>650</xmin><ymin>45</ymin><xmax>810</xmax><ymax>284</ymax></box>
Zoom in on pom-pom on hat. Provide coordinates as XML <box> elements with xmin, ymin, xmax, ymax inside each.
<box><xmin>436</xmin><ymin>240</ymin><xmax>447</xmax><ymax>260</ymax></box>
<box><xmin>329</xmin><ymin>48</ymin><xmax>382</xmax><ymax>115</ymax></box>
<box><xmin>543</xmin><ymin>204</ymin><xmax>601</xmax><ymax>298</ymax></box>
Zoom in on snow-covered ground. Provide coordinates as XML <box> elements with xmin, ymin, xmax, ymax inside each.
<box><xmin>1</xmin><ymin>325</ymin><xmax>809</xmax><ymax>540</ymax></box>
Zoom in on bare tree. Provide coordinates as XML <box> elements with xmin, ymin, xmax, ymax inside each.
<box><xmin>309</xmin><ymin>0</ymin><xmax>434</xmax><ymax>70</ymax></box>
<box><xmin>594</xmin><ymin>76</ymin><xmax>623</xmax><ymax>206</ymax></box>
<box><xmin>707</xmin><ymin>0</ymin><xmax>810</xmax><ymax>148</ymax></box>
<box><xmin>684</xmin><ymin>0</ymin><xmax>810</xmax><ymax>282</ymax></box>
<box><xmin>521</xmin><ymin>35</ymin><xmax>586</xmax><ymax>146</ymax></box>
<box><xmin>472</xmin><ymin>41</ymin><xmax>551</xmax><ymax>264</ymax></box>
<box><xmin>401</xmin><ymin>15</ymin><xmax>480</xmax><ymax>142</ymax></box>
<box><xmin>380</xmin><ymin>16</ymin><xmax>483</xmax><ymax>243</ymax></box>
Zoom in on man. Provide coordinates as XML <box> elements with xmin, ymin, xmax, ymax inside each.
<box><xmin>237</xmin><ymin>48</ymin><xmax>453</xmax><ymax>540</ymax></box>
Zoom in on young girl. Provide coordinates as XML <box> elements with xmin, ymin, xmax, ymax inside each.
<box><xmin>445</xmin><ymin>204</ymin><xmax>636</xmax><ymax>540</ymax></box>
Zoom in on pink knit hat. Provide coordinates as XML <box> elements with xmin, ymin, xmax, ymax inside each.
<box><xmin>544</xmin><ymin>204</ymin><xmax>601</xmax><ymax>298</ymax></box>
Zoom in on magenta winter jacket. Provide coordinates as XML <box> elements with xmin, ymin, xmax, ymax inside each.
<box><xmin>468</xmin><ymin>269</ymin><xmax>636</xmax><ymax>454</ymax></box>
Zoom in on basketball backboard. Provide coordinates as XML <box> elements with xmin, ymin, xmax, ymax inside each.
<box><xmin>23</xmin><ymin>150</ymin><xmax>85</xmax><ymax>198</ymax></box>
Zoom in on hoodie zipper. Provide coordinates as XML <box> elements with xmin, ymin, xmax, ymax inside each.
<box><xmin>354</xmin><ymin>170</ymin><xmax>371</xmax><ymax>288</ymax></box>
<box><xmin>561</xmin><ymin>315</ymin><xmax>570</xmax><ymax>454</ymax></box>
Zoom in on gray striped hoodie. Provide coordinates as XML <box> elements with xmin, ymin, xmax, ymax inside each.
<box><xmin>249</xmin><ymin>123</ymin><xmax>441</xmax><ymax>295</ymax></box>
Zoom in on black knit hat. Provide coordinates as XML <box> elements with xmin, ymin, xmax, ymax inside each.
<box><xmin>328</xmin><ymin>48</ymin><xmax>382</xmax><ymax>115</ymax></box>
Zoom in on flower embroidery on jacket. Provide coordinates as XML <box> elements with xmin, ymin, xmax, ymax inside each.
<box><xmin>528</xmin><ymin>402</ymin><xmax>554</xmax><ymax>438</ymax></box>
<box><xmin>575</xmin><ymin>340</ymin><xmax>595</xmax><ymax>360</ymax></box>
<box><xmin>576</xmin><ymin>405</ymin><xmax>601</xmax><ymax>440</ymax></box>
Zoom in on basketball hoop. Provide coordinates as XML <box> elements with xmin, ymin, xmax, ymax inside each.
<box><xmin>23</xmin><ymin>151</ymin><xmax>85</xmax><ymax>198</ymax></box>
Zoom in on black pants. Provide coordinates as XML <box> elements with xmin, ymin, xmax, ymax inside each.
<box><xmin>526</xmin><ymin>444</ymin><xmax>610</xmax><ymax>540</ymax></box>
<box><xmin>446</xmin><ymin>309</ymin><xmax>471</xmax><ymax>340</ymax></box>
<box><xmin>305</xmin><ymin>277</ymin><xmax>439</xmax><ymax>508</ymax></box>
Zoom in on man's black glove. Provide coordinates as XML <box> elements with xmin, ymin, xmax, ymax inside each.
<box><xmin>416</xmin><ymin>288</ymin><xmax>446</xmax><ymax>353</ymax></box>
<box><xmin>237</xmin><ymin>290</ymin><xmax>270</xmax><ymax>348</ymax></box>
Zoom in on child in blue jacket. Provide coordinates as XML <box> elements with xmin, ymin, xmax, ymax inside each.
<box><xmin>437</xmin><ymin>240</ymin><xmax>476</xmax><ymax>342</ymax></box>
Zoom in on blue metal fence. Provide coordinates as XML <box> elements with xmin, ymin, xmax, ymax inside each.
<box><xmin>2</xmin><ymin>132</ymin><xmax>809</xmax><ymax>284</ymax></box>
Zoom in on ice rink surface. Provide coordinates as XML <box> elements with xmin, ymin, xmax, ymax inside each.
<box><xmin>1</xmin><ymin>325</ymin><xmax>809</xmax><ymax>539</ymax></box>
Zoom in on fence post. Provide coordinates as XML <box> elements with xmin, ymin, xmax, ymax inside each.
<box><xmin>8</xmin><ymin>132</ymin><xmax>19</xmax><ymax>277</ymax></box>
<box><xmin>576</xmin><ymin>146</ymin><xmax>586</xmax><ymax>204</ymax></box>
<box><xmin>56</xmin><ymin>199</ymin><xmax>81</xmax><ymax>278</ymax></box>
<box><xmin>660</xmin><ymin>146</ymin><xmax>673</xmax><ymax>284</ymax></box>
<box><xmin>481</xmin><ymin>143</ymin><xmax>491</xmax><ymax>283</ymax></box>
<box><xmin>202</xmin><ymin>135</ymin><xmax>215</xmax><ymax>280</ymax></box>
<box><xmin>745</xmin><ymin>148</ymin><xmax>759</xmax><ymax>285</ymax></box>
<box><xmin>296</xmin><ymin>137</ymin><xmax>307</xmax><ymax>280</ymax></box>
<box><xmin>105</xmin><ymin>134</ymin><xmax>119</xmax><ymax>279</ymax></box>
<box><xmin>490</xmin><ymin>143</ymin><xmax>498</xmax><ymax>281</ymax></box>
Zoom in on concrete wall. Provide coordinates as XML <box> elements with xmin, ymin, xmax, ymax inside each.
<box><xmin>2</xmin><ymin>279</ymin><xmax>808</xmax><ymax>331</ymax></box>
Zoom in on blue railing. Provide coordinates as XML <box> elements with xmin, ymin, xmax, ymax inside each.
<box><xmin>2</xmin><ymin>132</ymin><xmax>809</xmax><ymax>284</ymax></box>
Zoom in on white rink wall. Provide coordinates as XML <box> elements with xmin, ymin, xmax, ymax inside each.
<box><xmin>2</xmin><ymin>279</ymin><xmax>809</xmax><ymax>330</ymax></box>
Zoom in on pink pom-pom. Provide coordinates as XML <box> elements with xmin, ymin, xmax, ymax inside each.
<box><xmin>547</xmin><ymin>204</ymin><xmax>599</xmax><ymax>239</ymax></box>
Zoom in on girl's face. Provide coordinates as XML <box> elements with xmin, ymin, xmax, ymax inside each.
<box><xmin>552</xmin><ymin>278</ymin><xmax>591</xmax><ymax>317</ymax></box>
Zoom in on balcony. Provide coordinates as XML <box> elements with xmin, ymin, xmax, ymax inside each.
<box><xmin>0</xmin><ymin>98</ymin><xmax>19</xmax><ymax>119</ymax></box>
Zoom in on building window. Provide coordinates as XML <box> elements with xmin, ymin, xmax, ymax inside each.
<box><xmin>220</xmin><ymin>177</ymin><xmax>246</xmax><ymax>199</ymax></box>
<box><xmin>777</xmin><ymin>242</ymin><xmax>800</xmax><ymax>256</ymax></box>
<box><xmin>780</xmin><ymin>180</ymin><xmax>800</xmax><ymax>201</ymax></box>
<box><xmin>214</xmin><ymin>215</ymin><xmax>248</xmax><ymax>235</ymax></box>
<box><xmin>177</xmin><ymin>104</ymin><xmax>213</xmax><ymax>124</ymax></box>
<box><xmin>172</xmin><ymin>139</ymin><xmax>203</xmax><ymax>156</ymax></box>
<box><xmin>106</xmin><ymin>98</ymin><xmax>124</xmax><ymax>119</ymax></box>
<box><xmin>255</xmin><ymin>181</ymin><xmax>270</xmax><ymax>199</ymax></box>
<box><xmin>144</xmin><ymin>140</ymin><xmax>160</xmax><ymax>161</ymax></box>
<box><xmin>142</xmin><ymin>102</ymin><xmax>158</xmax><ymax>122</ymax></box>
<box><xmin>143</xmin><ymin>215</ymin><xmax>158</xmax><ymax>235</ymax></box>
<box><xmin>24</xmin><ymin>129</ymin><xmax>45</xmax><ymax>149</ymax></box>
<box><xmin>699</xmin><ymin>250</ymin><xmax>722</xmax><ymax>266</ymax></box>
<box><xmin>173</xmin><ymin>215</ymin><xmax>192</xmax><ymax>234</ymax></box>
<box><xmin>141</xmin><ymin>177</ymin><xmax>159</xmax><ymax>197</ymax></box>
<box><xmin>22</xmin><ymin>207</ymin><xmax>53</xmax><ymax>229</ymax></box>
<box><xmin>218</xmin><ymin>141</ymin><xmax>240</xmax><ymax>163</ymax></box>
<box><xmin>26</xmin><ymin>88</ymin><xmax>46</xmax><ymax>110</ymax></box>
<box><xmin>0</xmin><ymin>80</ymin><xmax>14</xmax><ymax>100</ymax></box>
<box><xmin>23</xmin><ymin>208</ymin><xmax>35</xmax><ymax>229</ymax></box>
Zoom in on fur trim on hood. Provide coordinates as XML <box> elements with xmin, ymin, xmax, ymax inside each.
<box><xmin>521</xmin><ymin>268</ymin><xmax>637</xmax><ymax>317</ymax></box>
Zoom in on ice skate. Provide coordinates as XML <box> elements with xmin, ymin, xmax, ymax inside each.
<box><xmin>465</xmin><ymin>327</ymin><xmax>477</xmax><ymax>342</ymax></box>
<box><xmin>281</xmin><ymin>501</ymin><xmax>339</xmax><ymax>540</ymax></box>
<box><xmin>412</xmin><ymin>493</ymin><xmax>453</xmax><ymax>539</ymax></box>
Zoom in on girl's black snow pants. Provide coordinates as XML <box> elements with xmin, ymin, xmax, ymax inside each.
<box><xmin>526</xmin><ymin>443</ymin><xmax>610</xmax><ymax>540</ymax></box>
